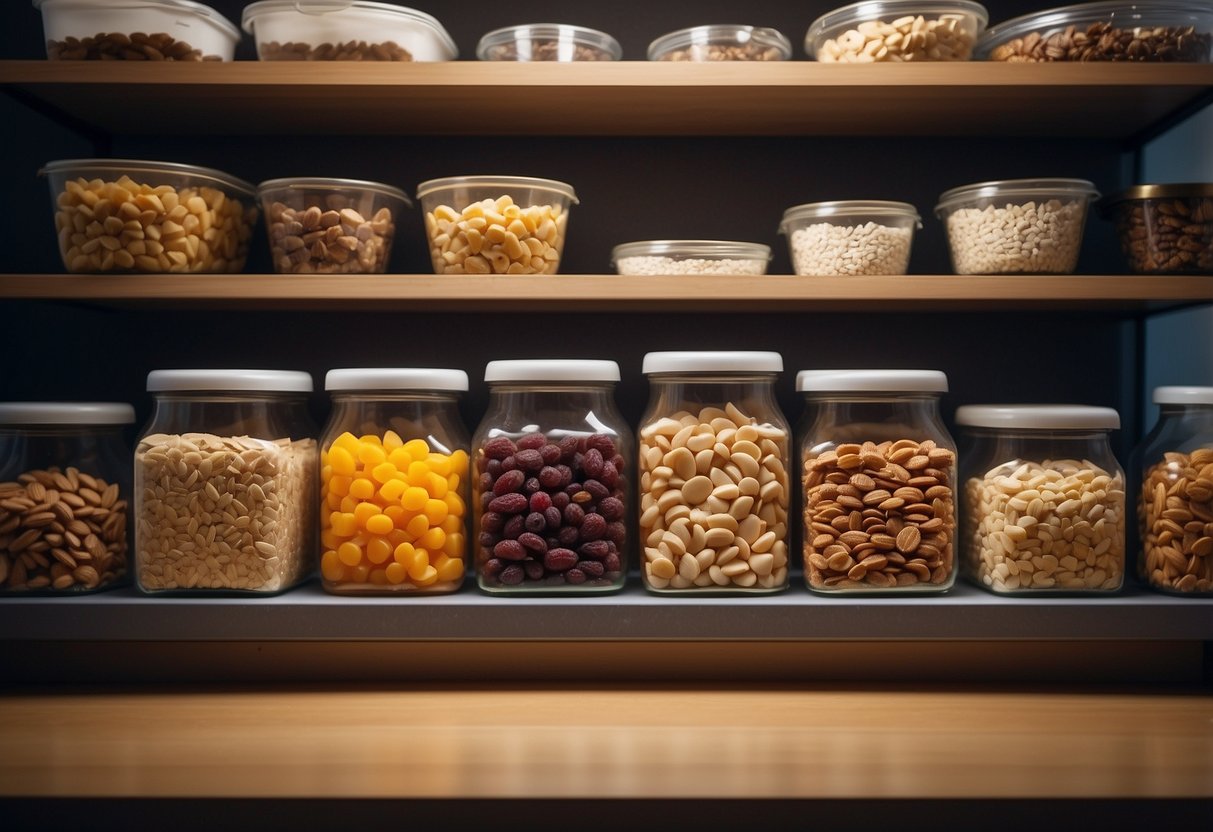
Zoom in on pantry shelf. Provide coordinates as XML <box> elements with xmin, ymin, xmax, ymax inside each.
<box><xmin>3</xmin><ymin>61</ymin><xmax>1212</xmax><ymax>138</ymax></box>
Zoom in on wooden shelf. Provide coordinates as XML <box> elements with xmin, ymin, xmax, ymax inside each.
<box><xmin>3</xmin><ymin>61</ymin><xmax>1212</xmax><ymax>138</ymax></box>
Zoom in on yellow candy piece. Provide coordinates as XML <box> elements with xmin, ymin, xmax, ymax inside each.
<box><xmin>426</xmin><ymin>453</ymin><xmax>452</xmax><ymax>477</ymax></box>
<box><xmin>349</xmin><ymin>477</ymin><xmax>376</xmax><ymax>500</ymax></box>
<box><xmin>440</xmin><ymin>514</ymin><xmax>462</xmax><ymax>534</ymax></box>
<box><xmin>424</xmin><ymin>498</ymin><xmax>449</xmax><ymax>526</ymax></box>
<box><xmin>414</xmin><ymin>565</ymin><xmax>439</xmax><ymax>587</ymax></box>
<box><xmin>383</xmin><ymin>430</ymin><xmax>403</xmax><ymax>450</ymax></box>
<box><xmin>447</xmin><ymin>473</ymin><xmax>460</xmax><ymax>492</ymax></box>
<box><xmin>366</xmin><ymin>536</ymin><xmax>393</xmax><ymax>565</ymax></box>
<box><xmin>332</xmin><ymin>432</ymin><xmax>360</xmax><ymax>454</ymax></box>
<box><xmin>420</xmin><ymin>527</ymin><xmax>445</xmax><ymax>551</ymax></box>
<box><xmin>328</xmin><ymin>475</ymin><xmax>352</xmax><ymax>498</ymax></box>
<box><xmin>339</xmin><ymin>496</ymin><xmax>358</xmax><ymax>514</ymax></box>
<box><xmin>320</xmin><ymin>529</ymin><xmax>340</xmax><ymax>550</ymax></box>
<box><xmin>450</xmin><ymin>449</ymin><xmax>469</xmax><ymax>475</ymax></box>
<box><xmin>407</xmin><ymin>461</ymin><xmax>430</xmax><ymax>486</ymax></box>
<box><xmin>326</xmin><ymin>491</ymin><xmax>344</xmax><ymax>510</ymax></box>
<box><xmin>436</xmin><ymin>555</ymin><xmax>465</xmax><ymax>583</ymax></box>
<box><xmin>379</xmin><ymin>479</ymin><xmax>407</xmax><ymax>502</ymax></box>
<box><xmin>350</xmin><ymin>564</ymin><xmax>371</xmax><ymax>584</ymax></box>
<box><xmin>426</xmin><ymin>472</ymin><xmax>448</xmax><ymax>498</ymax></box>
<box><xmin>365</xmin><ymin>513</ymin><xmax>394</xmax><ymax>536</ymax></box>
<box><xmin>354</xmin><ymin>502</ymin><xmax>379</xmax><ymax>527</ymax></box>
<box><xmin>359</xmin><ymin>434</ymin><xmax>382</xmax><ymax>447</ymax></box>
<box><xmin>406</xmin><ymin>514</ymin><xmax>430</xmax><ymax>538</ymax></box>
<box><xmin>407</xmin><ymin>547</ymin><xmax>431</xmax><ymax>581</ymax></box>
<box><xmin>371</xmin><ymin>462</ymin><xmax>398</xmax><ymax>484</ymax></box>
<box><xmin>321</xmin><ymin>550</ymin><xmax>344</xmax><ymax>582</ymax></box>
<box><xmin>402</xmin><ymin>486</ymin><xmax>428</xmax><ymax>511</ymax></box>
<box><xmin>444</xmin><ymin>492</ymin><xmax>465</xmax><ymax>516</ymax></box>
<box><xmin>328</xmin><ymin>446</ymin><xmax>356</xmax><ymax>476</ymax></box>
<box><xmin>385</xmin><ymin>561</ymin><xmax>407</xmax><ymax>584</ymax></box>
<box><xmin>331</xmin><ymin>512</ymin><xmax>357</xmax><ymax>537</ymax></box>
<box><xmin>393</xmin><ymin>541</ymin><xmax>416</xmax><ymax>565</ymax></box>
<box><xmin>338</xmin><ymin>541</ymin><xmax>363</xmax><ymax>567</ymax></box>
<box><xmin>358</xmin><ymin>442</ymin><xmax>387</xmax><ymax>467</ymax></box>
<box><xmin>443</xmin><ymin>532</ymin><xmax>465</xmax><ymax>558</ymax></box>
<box><xmin>369</xmin><ymin>568</ymin><xmax>388</xmax><ymax>586</ymax></box>
<box><xmin>403</xmin><ymin>438</ymin><xmax>430</xmax><ymax>460</ymax></box>
<box><xmin>388</xmin><ymin>448</ymin><xmax>412</xmax><ymax>469</ymax></box>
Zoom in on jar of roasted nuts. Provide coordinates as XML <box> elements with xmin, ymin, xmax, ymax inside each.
<box><xmin>1104</xmin><ymin>183</ymin><xmax>1213</xmax><ymax>275</ymax></box>
<box><xmin>0</xmin><ymin>403</ymin><xmax>134</xmax><ymax>595</ymax></box>
<box><xmin>648</xmin><ymin>25</ymin><xmax>793</xmax><ymax>61</ymax></box>
<box><xmin>473</xmin><ymin>360</ymin><xmax>631</xmax><ymax>595</ymax></box>
<box><xmin>320</xmin><ymin>369</ymin><xmax>470</xmax><ymax>595</ymax></box>
<box><xmin>134</xmin><ymin>370</ymin><xmax>318</xmax><ymax>595</ymax></box>
<box><xmin>957</xmin><ymin>405</ymin><xmax>1125</xmax><ymax>595</ymax></box>
<box><xmin>799</xmin><ymin>370</ymin><xmax>957</xmax><ymax>594</ymax></box>
<box><xmin>1132</xmin><ymin>387</ymin><xmax>1213</xmax><ymax>596</ymax></box>
<box><xmin>640</xmin><ymin>352</ymin><xmax>791</xmax><ymax>594</ymax></box>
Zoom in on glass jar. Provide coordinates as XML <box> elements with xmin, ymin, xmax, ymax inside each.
<box><xmin>639</xmin><ymin>351</ymin><xmax>791</xmax><ymax>594</ymax></box>
<box><xmin>134</xmin><ymin>370</ymin><xmax>318</xmax><ymax>595</ymax></box>
<box><xmin>957</xmin><ymin>405</ymin><xmax>1125</xmax><ymax>595</ymax></box>
<box><xmin>472</xmin><ymin>360</ymin><xmax>630</xmax><ymax>595</ymax></box>
<box><xmin>319</xmin><ymin>369</ymin><xmax>470</xmax><ymax>595</ymax></box>
<box><xmin>798</xmin><ymin>370</ymin><xmax>957</xmax><ymax>594</ymax></box>
<box><xmin>1133</xmin><ymin>387</ymin><xmax>1213</xmax><ymax>596</ymax></box>
<box><xmin>0</xmin><ymin>402</ymin><xmax>134</xmax><ymax>594</ymax></box>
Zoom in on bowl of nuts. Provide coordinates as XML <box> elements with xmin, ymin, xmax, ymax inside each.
<box><xmin>978</xmin><ymin>1</ymin><xmax>1213</xmax><ymax>61</ymax></box>
<box><xmin>1103</xmin><ymin>183</ymin><xmax>1213</xmax><ymax>274</ymax></box>
<box><xmin>258</xmin><ymin>177</ymin><xmax>409</xmax><ymax>275</ymax></box>
<box><xmin>806</xmin><ymin>0</ymin><xmax>988</xmax><ymax>61</ymax></box>
<box><xmin>477</xmin><ymin>23</ymin><xmax>622</xmax><ymax>61</ymax></box>
<box><xmin>41</xmin><ymin>158</ymin><xmax>258</xmax><ymax>274</ymax></box>
<box><xmin>241</xmin><ymin>0</ymin><xmax>457</xmax><ymax>61</ymax></box>
<box><xmin>779</xmin><ymin>201</ymin><xmax>922</xmax><ymax>275</ymax></box>
<box><xmin>34</xmin><ymin>0</ymin><xmax>241</xmax><ymax>61</ymax></box>
<box><xmin>648</xmin><ymin>24</ymin><xmax>793</xmax><ymax>61</ymax></box>
<box><xmin>417</xmin><ymin>176</ymin><xmax>577</xmax><ymax>276</ymax></box>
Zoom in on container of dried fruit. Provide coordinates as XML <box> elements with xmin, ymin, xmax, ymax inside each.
<box><xmin>978</xmin><ymin>1</ymin><xmax>1213</xmax><ymax>61</ymax></box>
<box><xmin>41</xmin><ymin>158</ymin><xmax>258</xmax><ymax>274</ymax></box>
<box><xmin>34</xmin><ymin>0</ymin><xmax>241</xmax><ymax>60</ymax></box>
<box><xmin>134</xmin><ymin>370</ymin><xmax>318</xmax><ymax>596</ymax></box>
<box><xmin>798</xmin><ymin>370</ymin><xmax>957</xmax><ymax>595</ymax></box>
<box><xmin>648</xmin><ymin>25</ymin><xmax>793</xmax><ymax>61</ymax></box>
<box><xmin>1103</xmin><ymin>183</ymin><xmax>1213</xmax><ymax>275</ymax></box>
<box><xmin>611</xmin><ymin>241</ymin><xmax>771</xmax><ymax>276</ymax></box>
<box><xmin>477</xmin><ymin>23</ymin><xmax>622</xmax><ymax>61</ymax></box>
<box><xmin>0</xmin><ymin>403</ymin><xmax>134</xmax><ymax>595</ymax></box>
<box><xmin>242</xmin><ymin>1</ymin><xmax>457</xmax><ymax>61</ymax></box>
<box><xmin>805</xmin><ymin>1</ymin><xmax>988</xmax><ymax>61</ymax></box>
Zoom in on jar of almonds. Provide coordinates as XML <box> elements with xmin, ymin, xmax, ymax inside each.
<box><xmin>1132</xmin><ymin>387</ymin><xmax>1213</xmax><ymax>597</ymax></box>
<box><xmin>798</xmin><ymin>370</ymin><xmax>957</xmax><ymax>594</ymax></box>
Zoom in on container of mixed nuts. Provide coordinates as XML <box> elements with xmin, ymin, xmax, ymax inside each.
<box><xmin>806</xmin><ymin>1</ymin><xmax>988</xmax><ymax>62</ymax></box>
<box><xmin>978</xmin><ymin>1</ymin><xmax>1213</xmax><ymax>61</ymax></box>
<box><xmin>34</xmin><ymin>0</ymin><xmax>241</xmax><ymax>61</ymax></box>
<box><xmin>1103</xmin><ymin>183</ymin><xmax>1213</xmax><ymax>275</ymax></box>
<box><xmin>478</xmin><ymin>23</ymin><xmax>622</xmax><ymax>61</ymax></box>
<box><xmin>242</xmin><ymin>1</ymin><xmax>457</xmax><ymax>61</ymax></box>
<box><xmin>648</xmin><ymin>25</ymin><xmax>793</xmax><ymax>61</ymax></box>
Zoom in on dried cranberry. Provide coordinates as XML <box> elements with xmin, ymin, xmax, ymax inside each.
<box><xmin>578</xmin><ymin>540</ymin><xmax>610</xmax><ymax>560</ymax></box>
<box><xmin>518</xmin><ymin>532</ymin><xmax>547</xmax><ymax>553</ymax></box>
<box><xmin>551</xmin><ymin>491</ymin><xmax>570</xmax><ymax>510</ymax></box>
<box><xmin>483</xmin><ymin>558</ymin><xmax>505</xmax><ymax>577</ymax></box>
<box><xmin>545</xmin><ymin>536</ymin><xmax>561</xmax><ymax>550</ymax></box>
<box><xmin>516</xmin><ymin>432</ymin><xmax>547</xmax><ymax>451</ymax></box>
<box><xmin>523</xmin><ymin>477</ymin><xmax>541</xmax><ymax>495</ymax></box>
<box><xmin>611</xmin><ymin>454</ymin><xmax>625</xmax><ymax>471</ymax></box>
<box><xmin>478</xmin><ymin>532</ymin><xmax>497</xmax><ymax>549</ymax></box>
<box><xmin>488</xmin><ymin>493</ymin><xmax>528</xmax><ymax>514</ymax></box>
<box><xmin>514</xmin><ymin>448</ymin><xmax>544</xmax><ymax>472</ymax></box>
<box><xmin>486</xmin><ymin>459</ymin><xmax>503</xmax><ymax>478</ymax></box>
<box><xmin>605</xmin><ymin>521</ymin><xmax>626</xmax><ymax>544</ymax></box>
<box><xmin>579</xmin><ymin>513</ymin><xmax>607</xmax><ymax>541</ymax></box>
<box><xmin>538</xmin><ymin>466</ymin><xmax>564</xmax><ymax>488</ymax></box>
<box><xmin>481</xmin><ymin>512</ymin><xmax>505</xmax><ymax>534</ymax></box>
<box><xmin>524</xmin><ymin>561</ymin><xmax>545</xmax><ymax>581</ymax></box>
<box><xmin>558</xmin><ymin>436</ymin><xmax>579</xmax><ymax>460</ymax></box>
<box><xmin>557</xmin><ymin>526</ymin><xmax>580</xmax><ymax>547</ymax></box>
<box><xmin>544</xmin><ymin>506</ymin><xmax>562</xmax><ymax>529</ymax></box>
<box><xmin>540</xmin><ymin>444</ymin><xmax>562</xmax><ymax>464</ymax></box>
<box><xmin>587</xmin><ymin>434</ymin><xmax>617</xmax><ymax>457</ymax></box>
<box><xmin>479</xmin><ymin>472</ymin><xmax>494</xmax><ymax>490</ymax></box>
<box><xmin>529</xmin><ymin>491</ymin><xmax>553</xmax><ymax>513</ymax></box>
<box><xmin>494</xmin><ymin>539</ymin><xmax>526</xmax><ymax>561</ymax></box>
<box><xmin>598</xmin><ymin>496</ymin><xmax>624</xmax><ymax>521</ymax></box>
<box><xmin>498</xmin><ymin>564</ymin><xmax>524</xmax><ymax>585</ymax></box>
<box><xmin>598</xmin><ymin>462</ymin><xmax>619</xmax><ymax>488</ymax></box>
<box><xmin>556</xmin><ymin>465</ymin><xmax>573</xmax><ymax>487</ymax></box>
<box><xmin>565</xmin><ymin>482</ymin><xmax>583</xmax><ymax>497</ymax></box>
<box><xmin>603</xmin><ymin>553</ymin><xmax>621</xmax><ymax>573</ymax></box>
<box><xmin>577</xmin><ymin>560</ymin><xmax>605</xmax><ymax>578</ymax></box>
<box><xmin>483</xmin><ymin>437</ymin><xmax>516</xmax><ymax>460</ymax></box>
<box><xmin>563</xmin><ymin>503</ymin><xmax>585</xmax><ymax>526</ymax></box>
<box><xmin>564</xmin><ymin>568</ymin><xmax>587</xmax><ymax>585</ymax></box>
<box><xmin>544</xmin><ymin>548</ymin><xmax>578</xmax><ymax>572</ymax></box>
<box><xmin>525</xmin><ymin>511</ymin><xmax>547</xmax><ymax>533</ymax></box>
<box><xmin>500</xmin><ymin>456</ymin><xmax>518</xmax><ymax>472</ymax></box>
<box><xmin>583</xmin><ymin>448</ymin><xmax>604</xmax><ymax>478</ymax></box>
<box><xmin>480</xmin><ymin>491</ymin><xmax>494</xmax><ymax>510</ymax></box>
<box><xmin>492</xmin><ymin>469</ymin><xmax>526</xmax><ymax>496</ymax></box>
<box><xmin>584</xmin><ymin>479</ymin><xmax>609</xmax><ymax>501</ymax></box>
<box><xmin>502</xmin><ymin>515</ymin><xmax>525</xmax><ymax>540</ymax></box>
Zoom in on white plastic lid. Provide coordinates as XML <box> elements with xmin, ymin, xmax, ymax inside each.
<box><xmin>955</xmin><ymin>405</ymin><xmax>1120</xmax><ymax>430</ymax></box>
<box><xmin>0</xmin><ymin>402</ymin><xmax>135</xmax><ymax>425</ymax></box>
<box><xmin>1154</xmin><ymin>386</ymin><xmax>1213</xmax><ymax>405</ymax></box>
<box><xmin>325</xmin><ymin>368</ymin><xmax>468</xmax><ymax>392</ymax></box>
<box><xmin>147</xmin><ymin>370</ymin><xmax>314</xmax><ymax>393</ymax></box>
<box><xmin>643</xmin><ymin>351</ymin><xmax>784</xmax><ymax>375</ymax></box>
<box><xmin>33</xmin><ymin>0</ymin><xmax>243</xmax><ymax>42</ymax></box>
<box><xmin>796</xmin><ymin>370</ymin><xmax>948</xmax><ymax>393</ymax></box>
<box><xmin>484</xmin><ymin>360</ymin><xmax>620</xmax><ymax>383</ymax></box>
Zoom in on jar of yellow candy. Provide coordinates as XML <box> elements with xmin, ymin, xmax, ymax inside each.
<box><xmin>319</xmin><ymin>368</ymin><xmax>470</xmax><ymax>595</ymax></box>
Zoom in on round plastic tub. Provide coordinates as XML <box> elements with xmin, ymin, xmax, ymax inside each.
<box><xmin>478</xmin><ymin>23</ymin><xmax>622</xmax><ymax>61</ymax></box>
<box><xmin>33</xmin><ymin>0</ymin><xmax>241</xmax><ymax>61</ymax></box>
<box><xmin>416</xmin><ymin>176</ymin><xmax>578</xmax><ymax>276</ymax></box>
<box><xmin>648</xmin><ymin>25</ymin><xmax>793</xmax><ymax>61</ymax></box>
<box><xmin>241</xmin><ymin>1</ymin><xmax>457</xmax><ymax>61</ymax></box>
<box><xmin>779</xmin><ymin>201</ymin><xmax>921</xmax><ymax>275</ymax></box>
<box><xmin>612</xmin><ymin>240</ymin><xmax>771</xmax><ymax>275</ymax></box>
<box><xmin>935</xmin><ymin>179</ymin><xmax>1099</xmax><ymax>275</ymax></box>
<box><xmin>1103</xmin><ymin>183</ymin><xmax>1213</xmax><ymax>274</ymax></box>
<box><xmin>806</xmin><ymin>1</ymin><xmax>988</xmax><ymax>62</ymax></box>
<box><xmin>978</xmin><ymin>1</ymin><xmax>1213</xmax><ymax>62</ymax></box>
<box><xmin>41</xmin><ymin>158</ymin><xmax>258</xmax><ymax>274</ymax></box>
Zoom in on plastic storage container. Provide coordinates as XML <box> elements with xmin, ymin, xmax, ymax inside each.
<box><xmin>957</xmin><ymin>405</ymin><xmax>1125</xmax><ymax>594</ymax></box>
<box><xmin>472</xmin><ymin>360</ymin><xmax>630</xmax><ymax>595</ymax></box>
<box><xmin>639</xmin><ymin>352</ymin><xmax>791</xmax><ymax>594</ymax></box>
<box><xmin>806</xmin><ymin>0</ymin><xmax>988</xmax><ymax>62</ymax></box>
<box><xmin>241</xmin><ymin>1</ymin><xmax>457</xmax><ymax>60</ymax></box>
<box><xmin>979</xmin><ymin>1</ymin><xmax>1213</xmax><ymax>62</ymax></box>
<box><xmin>779</xmin><ymin>201</ymin><xmax>921</xmax><ymax>276</ymax></box>
<box><xmin>648</xmin><ymin>25</ymin><xmax>793</xmax><ymax>61</ymax></box>
<box><xmin>935</xmin><ymin>178</ymin><xmax>1099</xmax><ymax>275</ymax></box>
<box><xmin>799</xmin><ymin>370</ymin><xmax>957</xmax><ymax>594</ymax></box>
<box><xmin>1133</xmin><ymin>387</ymin><xmax>1213</xmax><ymax>596</ymax></box>
<box><xmin>417</xmin><ymin>176</ymin><xmax>577</xmax><ymax>275</ymax></box>
<box><xmin>134</xmin><ymin>370</ymin><xmax>318</xmax><ymax>595</ymax></box>
<box><xmin>34</xmin><ymin>0</ymin><xmax>241</xmax><ymax>60</ymax></box>
<box><xmin>257</xmin><ymin>177</ymin><xmax>410</xmax><ymax>275</ymax></box>
<box><xmin>611</xmin><ymin>240</ymin><xmax>771</xmax><ymax>275</ymax></box>
<box><xmin>0</xmin><ymin>403</ymin><xmax>134</xmax><ymax>594</ymax></box>
<box><xmin>41</xmin><ymin>158</ymin><xmax>257</xmax><ymax>275</ymax></box>
<box><xmin>477</xmin><ymin>24</ymin><xmax>622</xmax><ymax>61</ymax></box>
<box><xmin>1104</xmin><ymin>183</ymin><xmax>1213</xmax><ymax>275</ymax></box>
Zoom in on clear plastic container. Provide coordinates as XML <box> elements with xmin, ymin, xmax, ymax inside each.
<box><xmin>1103</xmin><ymin>183</ymin><xmax>1213</xmax><ymax>275</ymax></box>
<box><xmin>779</xmin><ymin>201</ymin><xmax>921</xmax><ymax>276</ymax></box>
<box><xmin>639</xmin><ymin>352</ymin><xmax>791</xmax><ymax>594</ymax></box>
<box><xmin>241</xmin><ymin>1</ymin><xmax>457</xmax><ymax>61</ymax></box>
<box><xmin>417</xmin><ymin>176</ymin><xmax>578</xmax><ymax>276</ymax></box>
<box><xmin>611</xmin><ymin>240</ymin><xmax>771</xmax><ymax>276</ymax></box>
<box><xmin>477</xmin><ymin>24</ymin><xmax>622</xmax><ymax>61</ymax></box>
<box><xmin>1133</xmin><ymin>387</ymin><xmax>1213</xmax><ymax>596</ymax></box>
<box><xmin>0</xmin><ymin>403</ymin><xmax>134</xmax><ymax>594</ymax></box>
<box><xmin>257</xmin><ymin>177</ymin><xmax>410</xmax><ymax>275</ymax></box>
<box><xmin>472</xmin><ymin>360</ymin><xmax>631</xmax><ymax>595</ymax></box>
<box><xmin>935</xmin><ymin>178</ymin><xmax>1100</xmax><ymax>275</ymax></box>
<box><xmin>806</xmin><ymin>1</ymin><xmax>988</xmax><ymax>62</ymax></box>
<box><xmin>34</xmin><ymin>0</ymin><xmax>241</xmax><ymax>60</ymax></box>
<box><xmin>978</xmin><ymin>1</ymin><xmax>1213</xmax><ymax>62</ymax></box>
<box><xmin>319</xmin><ymin>369</ymin><xmax>470</xmax><ymax>595</ymax></box>
<box><xmin>798</xmin><ymin>370</ymin><xmax>957</xmax><ymax>594</ymax></box>
<box><xmin>134</xmin><ymin>370</ymin><xmax>318</xmax><ymax>595</ymax></box>
<box><xmin>957</xmin><ymin>405</ymin><xmax>1125</xmax><ymax>595</ymax></box>
<box><xmin>648</xmin><ymin>25</ymin><xmax>793</xmax><ymax>61</ymax></box>
<box><xmin>41</xmin><ymin>158</ymin><xmax>258</xmax><ymax>275</ymax></box>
